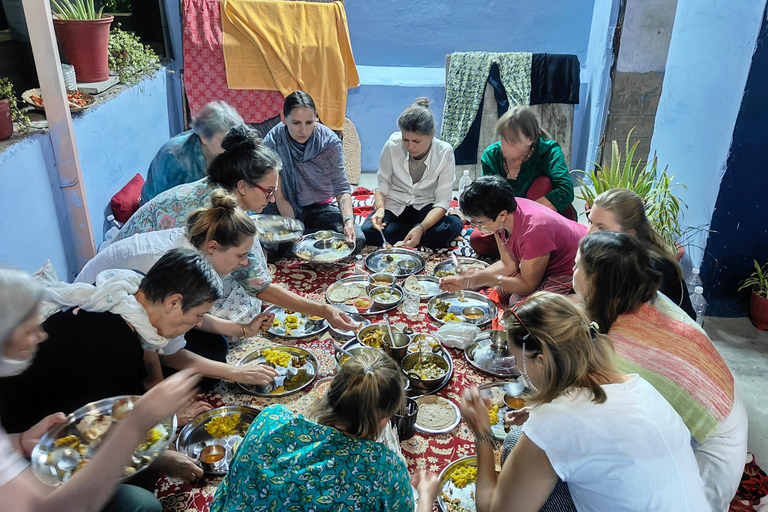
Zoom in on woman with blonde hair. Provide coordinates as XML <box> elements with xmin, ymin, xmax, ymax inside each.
<box><xmin>587</xmin><ymin>187</ymin><xmax>694</xmax><ymax>318</ymax></box>
<box><xmin>362</xmin><ymin>97</ymin><xmax>462</xmax><ymax>249</ymax></box>
<box><xmin>574</xmin><ymin>231</ymin><xmax>747</xmax><ymax>512</ymax></box>
<box><xmin>459</xmin><ymin>291</ymin><xmax>709</xmax><ymax>512</ymax></box>
<box><xmin>211</xmin><ymin>351</ymin><xmax>440</xmax><ymax>512</ymax></box>
<box><xmin>471</xmin><ymin>106</ymin><xmax>576</xmax><ymax>257</ymax></box>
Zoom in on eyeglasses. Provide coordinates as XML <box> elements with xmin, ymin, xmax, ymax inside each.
<box><xmin>506</xmin><ymin>301</ymin><xmax>539</xmax><ymax>347</ymax></box>
<box><xmin>253</xmin><ymin>183</ymin><xmax>277</xmax><ymax>200</ymax></box>
<box><xmin>468</xmin><ymin>218</ymin><xmax>490</xmax><ymax>228</ymax></box>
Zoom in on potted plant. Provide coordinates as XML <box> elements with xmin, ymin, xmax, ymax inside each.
<box><xmin>102</xmin><ymin>0</ymin><xmax>133</xmax><ymax>32</ymax></box>
<box><xmin>572</xmin><ymin>128</ymin><xmax>688</xmax><ymax>256</ymax></box>
<box><xmin>0</xmin><ymin>78</ymin><xmax>30</xmax><ymax>141</ymax></box>
<box><xmin>738</xmin><ymin>259</ymin><xmax>768</xmax><ymax>330</ymax></box>
<box><xmin>108</xmin><ymin>26</ymin><xmax>161</xmax><ymax>85</ymax></box>
<box><xmin>52</xmin><ymin>0</ymin><xmax>114</xmax><ymax>83</ymax></box>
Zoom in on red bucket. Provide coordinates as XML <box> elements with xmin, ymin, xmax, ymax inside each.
<box><xmin>54</xmin><ymin>16</ymin><xmax>114</xmax><ymax>83</ymax></box>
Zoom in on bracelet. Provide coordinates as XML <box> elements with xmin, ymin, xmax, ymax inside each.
<box><xmin>475</xmin><ymin>430</ymin><xmax>496</xmax><ymax>445</ymax></box>
<box><xmin>18</xmin><ymin>430</ymin><xmax>27</xmax><ymax>457</ymax></box>
<box><xmin>415</xmin><ymin>223</ymin><xmax>425</xmax><ymax>232</ymax></box>
<box><xmin>241</xmin><ymin>324</ymin><xmax>248</xmax><ymax>338</ymax></box>
<box><xmin>343</xmin><ymin>215</ymin><xmax>354</xmax><ymax>224</ymax></box>
<box><xmin>497</xmin><ymin>274</ymin><xmax>503</xmax><ymax>289</ymax></box>
<box><xmin>374</xmin><ymin>204</ymin><xmax>385</xmax><ymax>211</ymax></box>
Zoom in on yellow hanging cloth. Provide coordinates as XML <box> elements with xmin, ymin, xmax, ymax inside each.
<box><xmin>221</xmin><ymin>0</ymin><xmax>359</xmax><ymax>130</ymax></box>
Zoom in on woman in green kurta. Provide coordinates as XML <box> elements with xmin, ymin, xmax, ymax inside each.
<box><xmin>471</xmin><ymin>106</ymin><xmax>575</xmax><ymax>256</ymax></box>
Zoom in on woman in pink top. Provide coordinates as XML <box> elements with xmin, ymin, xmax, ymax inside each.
<box><xmin>440</xmin><ymin>176</ymin><xmax>587</xmax><ymax>305</ymax></box>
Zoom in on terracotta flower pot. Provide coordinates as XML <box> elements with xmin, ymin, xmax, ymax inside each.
<box><xmin>0</xmin><ymin>98</ymin><xmax>13</xmax><ymax>141</ymax></box>
<box><xmin>53</xmin><ymin>16</ymin><xmax>114</xmax><ymax>83</ymax></box>
<box><xmin>750</xmin><ymin>289</ymin><xmax>768</xmax><ymax>331</ymax></box>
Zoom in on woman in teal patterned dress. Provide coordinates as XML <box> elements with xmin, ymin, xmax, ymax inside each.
<box><xmin>210</xmin><ymin>351</ymin><xmax>440</xmax><ymax>512</ymax></box>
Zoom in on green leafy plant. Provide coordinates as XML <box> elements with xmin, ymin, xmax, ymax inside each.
<box><xmin>738</xmin><ymin>260</ymin><xmax>768</xmax><ymax>298</ymax></box>
<box><xmin>0</xmin><ymin>78</ymin><xmax>30</xmax><ymax>133</ymax></box>
<box><xmin>108</xmin><ymin>26</ymin><xmax>160</xmax><ymax>85</ymax></box>
<box><xmin>572</xmin><ymin>128</ymin><xmax>687</xmax><ymax>252</ymax></box>
<box><xmin>102</xmin><ymin>0</ymin><xmax>131</xmax><ymax>13</ymax></box>
<box><xmin>51</xmin><ymin>0</ymin><xmax>105</xmax><ymax>20</ymax></box>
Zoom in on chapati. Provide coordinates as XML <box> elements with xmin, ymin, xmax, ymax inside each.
<box><xmin>416</xmin><ymin>396</ymin><xmax>457</xmax><ymax>430</ymax></box>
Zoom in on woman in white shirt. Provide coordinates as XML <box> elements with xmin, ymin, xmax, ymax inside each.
<box><xmin>362</xmin><ymin>98</ymin><xmax>462</xmax><ymax>249</ymax></box>
<box><xmin>459</xmin><ymin>292</ymin><xmax>710</xmax><ymax>512</ymax></box>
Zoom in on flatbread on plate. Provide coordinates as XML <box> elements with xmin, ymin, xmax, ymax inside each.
<box><xmin>416</xmin><ymin>396</ymin><xmax>457</xmax><ymax>430</ymax></box>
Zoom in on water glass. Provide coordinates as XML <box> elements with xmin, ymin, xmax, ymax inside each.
<box><xmin>402</xmin><ymin>290</ymin><xmax>420</xmax><ymax>316</ymax></box>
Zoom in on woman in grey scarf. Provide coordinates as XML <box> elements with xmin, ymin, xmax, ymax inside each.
<box><xmin>0</xmin><ymin>267</ymin><xmax>199</xmax><ymax>512</ymax></box>
<box><xmin>263</xmin><ymin>91</ymin><xmax>365</xmax><ymax>258</ymax></box>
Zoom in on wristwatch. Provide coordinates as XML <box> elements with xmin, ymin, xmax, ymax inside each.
<box><xmin>475</xmin><ymin>430</ymin><xmax>496</xmax><ymax>445</ymax></box>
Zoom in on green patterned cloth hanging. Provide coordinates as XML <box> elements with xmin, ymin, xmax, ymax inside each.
<box><xmin>441</xmin><ymin>52</ymin><xmax>532</xmax><ymax>149</ymax></box>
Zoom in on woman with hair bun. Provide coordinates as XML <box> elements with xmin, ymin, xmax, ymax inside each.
<box><xmin>263</xmin><ymin>90</ymin><xmax>364</xmax><ymax>254</ymax></box>
<box><xmin>111</xmin><ymin>125</ymin><xmax>358</xmax><ymax>333</ymax></box>
<box><xmin>362</xmin><ymin>97</ymin><xmax>462</xmax><ymax>249</ymax></box>
<box><xmin>459</xmin><ymin>291</ymin><xmax>709</xmax><ymax>512</ymax></box>
<box><xmin>210</xmin><ymin>350</ymin><xmax>440</xmax><ymax>512</ymax></box>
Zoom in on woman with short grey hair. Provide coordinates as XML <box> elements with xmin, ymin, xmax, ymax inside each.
<box><xmin>141</xmin><ymin>101</ymin><xmax>245</xmax><ymax>204</ymax></box>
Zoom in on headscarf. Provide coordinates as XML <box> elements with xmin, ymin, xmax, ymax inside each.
<box><xmin>0</xmin><ymin>268</ymin><xmax>44</xmax><ymax>376</ymax></box>
<box><xmin>267</xmin><ymin>123</ymin><xmax>340</xmax><ymax>216</ymax></box>
<box><xmin>42</xmin><ymin>269</ymin><xmax>178</xmax><ymax>352</ymax></box>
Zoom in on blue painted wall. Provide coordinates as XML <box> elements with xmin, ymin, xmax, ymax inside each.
<box><xmin>703</xmin><ymin>8</ymin><xmax>768</xmax><ymax>316</ymax></box>
<box><xmin>650</xmin><ymin>0</ymin><xmax>767</xmax><ymax>272</ymax></box>
<box><xmin>0</xmin><ymin>73</ymin><xmax>171</xmax><ymax>280</ymax></box>
<box><xmin>346</xmin><ymin>0</ymin><xmax>595</xmax><ymax>68</ymax></box>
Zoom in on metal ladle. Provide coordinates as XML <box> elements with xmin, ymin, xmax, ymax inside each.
<box><xmin>383</xmin><ymin>313</ymin><xmax>396</xmax><ymax>346</ymax></box>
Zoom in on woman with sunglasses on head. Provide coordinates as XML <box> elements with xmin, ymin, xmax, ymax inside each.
<box><xmin>586</xmin><ymin>187</ymin><xmax>695</xmax><ymax>319</ymax></box>
<box><xmin>459</xmin><ymin>292</ymin><xmax>709</xmax><ymax>512</ymax></box>
<box><xmin>112</xmin><ymin>125</ymin><xmax>358</xmax><ymax>334</ymax></box>
<box><xmin>440</xmin><ymin>176</ymin><xmax>586</xmax><ymax>305</ymax></box>
<box><xmin>261</xmin><ymin>91</ymin><xmax>364</xmax><ymax>256</ymax></box>
<box><xmin>574</xmin><ymin>231</ymin><xmax>746</xmax><ymax>512</ymax></box>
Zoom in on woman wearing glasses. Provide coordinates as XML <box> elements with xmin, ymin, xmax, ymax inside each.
<box><xmin>459</xmin><ymin>292</ymin><xmax>709</xmax><ymax>512</ymax></box>
<box><xmin>110</xmin><ymin>125</ymin><xmax>358</xmax><ymax>333</ymax></box>
<box><xmin>440</xmin><ymin>176</ymin><xmax>586</xmax><ymax>305</ymax></box>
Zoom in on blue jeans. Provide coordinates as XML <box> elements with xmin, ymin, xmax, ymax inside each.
<box><xmin>361</xmin><ymin>204</ymin><xmax>462</xmax><ymax>249</ymax></box>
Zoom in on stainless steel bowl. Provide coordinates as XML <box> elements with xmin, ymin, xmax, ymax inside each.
<box><xmin>367</xmin><ymin>273</ymin><xmax>395</xmax><ymax>292</ymax></box>
<box><xmin>335</xmin><ymin>346</ymin><xmax>379</xmax><ymax>369</ymax></box>
<box><xmin>356</xmin><ymin>324</ymin><xmax>387</xmax><ymax>349</ymax></box>
<box><xmin>401</xmin><ymin>351</ymin><xmax>450</xmax><ymax>389</ymax></box>
<box><xmin>462</xmin><ymin>306</ymin><xmax>485</xmax><ymax>324</ymax></box>
<box><xmin>369</xmin><ymin>286</ymin><xmax>403</xmax><ymax>308</ymax></box>
<box><xmin>383</xmin><ymin>332</ymin><xmax>411</xmax><ymax>363</ymax></box>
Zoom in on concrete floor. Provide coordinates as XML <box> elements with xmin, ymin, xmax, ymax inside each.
<box><xmin>358</xmin><ymin>172</ymin><xmax>766</xmax><ymax>462</ymax></box>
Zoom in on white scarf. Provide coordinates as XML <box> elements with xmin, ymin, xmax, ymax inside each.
<box><xmin>42</xmin><ymin>269</ymin><xmax>173</xmax><ymax>351</ymax></box>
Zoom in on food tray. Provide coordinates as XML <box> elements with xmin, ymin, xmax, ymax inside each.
<box><xmin>432</xmin><ymin>257</ymin><xmax>490</xmax><ymax>277</ymax></box>
<box><xmin>464</xmin><ymin>336</ymin><xmax>520</xmax><ymax>378</ymax></box>
<box><xmin>176</xmin><ymin>405</ymin><xmax>260</xmax><ymax>476</ymax></box>
<box><xmin>325</xmin><ymin>276</ymin><xmax>403</xmax><ymax>316</ymax></box>
<box><xmin>327</xmin><ymin>312</ymin><xmax>371</xmax><ymax>340</ymax></box>
<box><xmin>265</xmin><ymin>305</ymin><xmax>328</xmax><ymax>339</ymax></box>
<box><xmin>365</xmin><ymin>248</ymin><xmax>426</xmax><ymax>277</ymax></box>
<box><xmin>414</xmin><ymin>396</ymin><xmax>461</xmax><ymax>434</ymax></box>
<box><xmin>403</xmin><ymin>275</ymin><xmax>441</xmax><ymax>301</ymax></box>
<box><xmin>292</xmin><ymin>231</ymin><xmax>353</xmax><ymax>264</ymax></box>
<box><xmin>428</xmin><ymin>291</ymin><xmax>497</xmax><ymax>327</ymax></box>
<box><xmin>337</xmin><ymin>339</ymin><xmax>453</xmax><ymax>398</ymax></box>
<box><xmin>438</xmin><ymin>456</ymin><xmax>478</xmax><ymax>512</ymax></box>
<box><xmin>31</xmin><ymin>395</ymin><xmax>176</xmax><ymax>486</ymax></box>
<box><xmin>236</xmin><ymin>346</ymin><xmax>318</xmax><ymax>397</ymax></box>
<box><xmin>478</xmin><ymin>381</ymin><xmax>531</xmax><ymax>441</ymax></box>
<box><xmin>251</xmin><ymin>214</ymin><xmax>304</xmax><ymax>243</ymax></box>
<box><xmin>22</xmin><ymin>88</ymin><xmax>95</xmax><ymax>112</ymax></box>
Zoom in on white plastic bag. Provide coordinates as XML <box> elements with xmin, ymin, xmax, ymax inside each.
<box><xmin>434</xmin><ymin>322</ymin><xmax>481</xmax><ymax>350</ymax></box>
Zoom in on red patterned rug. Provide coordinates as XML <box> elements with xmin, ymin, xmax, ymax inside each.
<box><xmin>140</xmin><ymin>250</ymin><xmax>765</xmax><ymax>511</ymax></box>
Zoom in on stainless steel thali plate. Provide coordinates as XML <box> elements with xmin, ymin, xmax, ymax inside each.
<box><xmin>414</xmin><ymin>395</ymin><xmax>461</xmax><ymax>435</ymax></box>
<box><xmin>478</xmin><ymin>380</ymin><xmax>531</xmax><ymax>441</ymax></box>
<box><xmin>432</xmin><ymin>257</ymin><xmax>489</xmax><ymax>277</ymax></box>
<box><xmin>438</xmin><ymin>456</ymin><xmax>478</xmax><ymax>512</ymax></box>
<box><xmin>251</xmin><ymin>214</ymin><xmax>304</xmax><ymax>243</ymax></box>
<box><xmin>365</xmin><ymin>248</ymin><xmax>426</xmax><ymax>277</ymax></box>
<box><xmin>175</xmin><ymin>405</ymin><xmax>260</xmax><ymax>476</ymax></box>
<box><xmin>325</xmin><ymin>276</ymin><xmax>403</xmax><ymax>316</ymax></box>
<box><xmin>427</xmin><ymin>291</ymin><xmax>497</xmax><ymax>326</ymax></box>
<box><xmin>402</xmin><ymin>275</ymin><xmax>441</xmax><ymax>301</ymax></box>
<box><xmin>236</xmin><ymin>346</ymin><xmax>318</xmax><ymax>397</ymax></box>
<box><xmin>265</xmin><ymin>305</ymin><xmax>328</xmax><ymax>339</ymax></box>
<box><xmin>465</xmin><ymin>336</ymin><xmax>520</xmax><ymax>378</ymax></box>
<box><xmin>327</xmin><ymin>312</ymin><xmax>371</xmax><ymax>339</ymax></box>
<box><xmin>31</xmin><ymin>395</ymin><xmax>177</xmax><ymax>485</ymax></box>
<box><xmin>292</xmin><ymin>231</ymin><xmax>354</xmax><ymax>264</ymax></box>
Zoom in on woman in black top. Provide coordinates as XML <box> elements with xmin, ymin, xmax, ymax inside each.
<box><xmin>585</xmin><ymin>188</ymin><xmax>695</xmax><ymax>318</ymax></box>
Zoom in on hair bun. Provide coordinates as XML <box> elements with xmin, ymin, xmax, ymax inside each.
<box><xmin>413</xmin><ymin>97</ymin><xmax>430</xmax><ymax>109</ymax></box>
<box><xmin>209</xmin><ymin>189</ymin><xmax>239</xmax><ymax>212</ymax></box>
<box><xmin>221</xmin><ymin>125</ymin><xmax>262</xmax><ymax>153</ymax></box>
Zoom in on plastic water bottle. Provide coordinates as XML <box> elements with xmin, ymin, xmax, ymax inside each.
<box><xmin>686</xmin><ymin>267</ymin><xmax>703</xmax><ymax>296</ymax></box>
<box><xmin>354</xmin><ymin>255</ymin><xmax>365</xmax><ymax>275</ymax></box>
<box><xmin>691</xmin><ymin>286</ymin><xmax>707</xmax><ymax>327</ymax></box>
<box><xmin>458</xmin><ymin>170</ymin><xmax>472</xmax><ymax>196</ymax></box>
